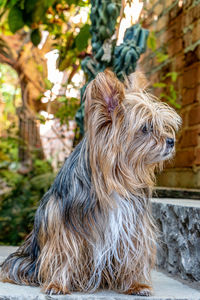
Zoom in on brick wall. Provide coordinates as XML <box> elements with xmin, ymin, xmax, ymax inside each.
<box><xmin>141</xmin><ymin>0</ymin><xmax>200</xmax><ymax>188</ymax></box>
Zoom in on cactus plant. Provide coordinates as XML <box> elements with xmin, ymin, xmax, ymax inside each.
<box><xmin>76</xmin><ymin>1</ymin><xmax>149</xmax><ymax>135</ymax></box>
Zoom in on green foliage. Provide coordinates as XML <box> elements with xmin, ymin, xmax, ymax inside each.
<box><xmin>44</xmin><ymin>78</ymin><xmax>53</xmax><ymax>90</ymax></box>
<box><xmin>0</xmin><ymin>120</ymin><xmax>55</xmax><ymax>245</ymax></box>
<box><xmin>55</xmin><ymin>96</ymin><xmax>80</xmax><ymax>124</ymax></box>
<box><xmin>0</xmin><ymin>0</ymin><xmax>91</xmax><ymax>96</ymax></box>
<box><xmin>30</xmin><ymin>28</ymin><xmax>42</xmax><ymax>46</ymax></box>
<box><xmin>0</xmin><ymin>64</ymin><xmax>21</xmax><ymax>134</ymax></box>
<box><xmin>0</xmin><ymin>0</ymin><xmax>90</xmax><ymax>51</ymax></box>
<box><xmin>8</xmin><ymin>6</ymin><xmax>24</xmax><ymax>33</ymax></box>
<box><xmin>155</xmin><ymin>52</ymin><xmax>168</xmax><ymax>63</ymax></box>
<box><xmin>0</xmin><ymin>137</ymin><xmax>18</xmax><ymax>165</ymax></box>
<box><xmin>147</xmin><ymin>31</ymin><xmax>156</xmax><ymax>51</ymax></box>
<box><xmin>0</xmin><ymin>1</ymin><xmax>91</xmax><ymax>245</ymax></box>
<box><xmin>0</xmin><ymin>144</ymin><xmax>55</xmax><ymax>245</ymax></box>
<box><xmin>160</xmin><ymin>84</ymin><xmax>180</xmax><ymax>109</ymax></box>
<box><xmin>75</xmin><ymin>24</ymin><xmax>91</xmax><ymax>52</ymax></box>
<box><xmin>0</xmin><ymin>170</ymin><xmax>55</xmax><ymax>245</ymax></box>
<box><xmin>165</xmin><ymin>72</ymin><xmax>178</xmax><ymax>82</ymax></box>
<box><xmin>153</xmin><ymin>82</ymin><xmax>167</xmax><ymax>88</ymax></box>
<box><xmin>148</xmin><ymin>31</ymin><xmax>181</xmax><ymax>109</ymax></box>
<box><xmin>32</xmin><ymin>159</ymin><xmax>53</xmax><ymax>175</ymax></box>
<box><xmin>0</xmin><ymin>0</ymin><xmax>91</xmax><ymax>139</ymax></box>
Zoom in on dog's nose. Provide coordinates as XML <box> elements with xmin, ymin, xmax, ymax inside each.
<box><xmin>166</xmin><ymin>138</ymin><xmax>174</xmax><ymax>147</ymax></box>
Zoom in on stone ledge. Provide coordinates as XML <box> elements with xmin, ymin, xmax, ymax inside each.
<box><xmin>153</xmin><ymin>187</ymin><xmax>200</xmax><ymax>200</ymax></box>
<box><xmin>0</xmin><ymin>269</ymin><xmax>200</xmax><ymax>300</ymax></box>
<box><xmin>152</xmin><ymin>198</ymin><xmax>200</xmax><ymax>282</ymax></box>
<box><xmin>0</xmin><ymin>247</ymin><xmax>200</xmax><ymax>300</ymax></box>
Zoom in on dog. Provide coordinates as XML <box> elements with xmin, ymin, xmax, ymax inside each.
<box><xmin>0</xmin><ymin>69</ymin><xmax>181</xmax><ymax>296</ymax></box>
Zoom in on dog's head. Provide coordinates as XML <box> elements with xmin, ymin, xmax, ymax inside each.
<box><xmin>123</xmin><ymin>71</ymin><xmax>182</xmax><ymax>165</ymax></box>
<box><xmin>85</xmin><ymin>69</ymin><xmax>181</xmax><ymax>194</ymax></box>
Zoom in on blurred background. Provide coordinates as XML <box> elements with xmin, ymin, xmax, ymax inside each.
<box><xmin>0</xmin><ymin>0</ymin><xmax>199</xmax><ymax>245</ymax></box>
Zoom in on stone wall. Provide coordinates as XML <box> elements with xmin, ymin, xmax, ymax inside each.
<box><xmin>152</xmin><ymin>198</ymin><xmax>200</xmax><ymax>282</ymax></box>
<box><xmin>141</xmin><ymin>0</ymin><xmax>200</xmax><ymax>188</ymax></box>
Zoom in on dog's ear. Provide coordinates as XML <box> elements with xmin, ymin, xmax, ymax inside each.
<box><xmin>85</xmin><ymin>69</ymin><xmax>125</xmax><ymax>116</ymax></box>
<box><xmin>125</xmin><ymin>70</ymin><xmax>148</xmax><ymax>92</ymax></box>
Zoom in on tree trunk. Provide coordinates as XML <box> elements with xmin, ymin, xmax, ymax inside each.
<box><xmin>17</xmin><ymin>76</ymin><xmax>44</xmax><ymax>173</ymax></box>
<box><xmin>0</xmin><ymin>34</ymin><xmax>51</xmax><ymax>171</ymax></box>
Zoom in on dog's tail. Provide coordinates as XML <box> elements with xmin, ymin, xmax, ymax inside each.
<box><xmin>0</xmin><ymin>231</ymin><xmax>40</xmax><ymax>286</ymax></box>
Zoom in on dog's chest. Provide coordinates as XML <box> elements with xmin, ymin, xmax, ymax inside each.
<box><xmin>92</xmin><ymin>193</ymin><xmax>139</xmax><ymax>266</ymax></box>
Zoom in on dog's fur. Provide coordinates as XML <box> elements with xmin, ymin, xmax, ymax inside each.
<box><xmin>0</xmin><ymin>70</ymin><xmax>181</xmax><ymax>296</ymax></box>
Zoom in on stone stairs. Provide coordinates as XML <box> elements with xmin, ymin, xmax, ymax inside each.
<box><xmin>0</xmin><ymin>198</ymin><xmax>200</xmax><ymax>299</ymax></box>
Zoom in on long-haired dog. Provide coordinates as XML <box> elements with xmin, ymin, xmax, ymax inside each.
<box><xmin>0</xmin><ymin>70</ymin><xmax>181</xmax><ymax>296</ymax></box>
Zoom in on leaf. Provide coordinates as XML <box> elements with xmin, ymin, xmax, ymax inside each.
<box><xmin>160</xmin><ymin>93</ymin><xmax>168</xmax><ymax>100</ymax></box>
<box><xmin>156</xmin><ymin>52</ymin><xmax>168</xmax><ymax>63</ymax></box>
<box><xmin>0</xmin><ymin>0</ymin><xmax>8</xmax><ymax>9</ymax></box>
<box><xmin>77</xmin><ymin>0</ymin><xmax>90</xmax><ymax>6</ymax></box>
<box><xmin>172</xmin><ymin>102</ymin><xmax>181</xmax><ymax>109</ymax></box>
<box><xmin>30</xmin><ymin>28</ymin><xmax>42</xmax><ymax>46</ymax></box>
<box><xmin>166</xmin><ymin>72</ymin><xmax>178</xmax><ymax>82</ymax></box>
<box><xmin>36</xmin><ymin>64</ymin><xmax>43</xmax><ymax>73</ymax></box>
<box><xmin>20</xmin><ymin>0</ymin><xmax>25</xmax><ymax>10</ymax></box>
<box><xmin>147</xmin><ymin>31</ymin><xmax>156</xmax><ymax>51</ymax></box>
<box><xmin>44</xmin><ymin>78</ymin><xmax>53</xmax><ymax>90</ymax></box>
<box><xmin>169</xmin><ymin>85</ymin><xmax>177</xmax><ymax>100</ymax></box>
<box><xmin>57</xmin><ymin>96</ymin><xmax>67</xmax><ymax>102</ymax></box>
<box><xmin>153</xmin><ymin>82</ymin><xmax>167</xmax><ymax>88</ymax></box>
<box><xmin>7</xmin><ymin>0</ymin><xmax>18</xmax><ymax>8</ymax></box>
<box><xmin>36</xmin><ymin>113</ymin><xmax>46</xmax><ymax>124</ymax></box>
<box><xmin>31</xmin><ymin>0</ymin><xmax>47</xmax><ymax>23</ymax></box>
<box><xmin>44</xmin><ymin>0</ymin><xmax>56</xmax><ymax>7</ymax></box>
<box><xmin>58</xmin><ymin>53</ymin><xmax>76</xmax><ymax>71</ymax></box>
<box><xmin>8</xmin><ymin>6</ymin><xmax>24</xmax><ymax>33</ymax></box>
<box><xmin>75</xmin><ymin>24</ymin><xmax>91</xmax><ymax>52</ymax></box>
<box><xmin>30</xmin><ymin>173</ymin><xmax>55</xmax><ymax>189</ymax></box>
<box><xmin>24</xmin><ymin>0</ymin><xmax>37</xmax><ymax>13</ymax></box>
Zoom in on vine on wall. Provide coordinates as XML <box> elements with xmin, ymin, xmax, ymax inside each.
<box><xmin>147</xmin><ymin>31</ymin><xmax>181</xmax><ymax>109</ymax></box>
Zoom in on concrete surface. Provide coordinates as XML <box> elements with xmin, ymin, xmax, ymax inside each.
<box><xmin>0</xmin><ymin>247</ymin><xmax>200</xmax><ymax>299</ymax></box>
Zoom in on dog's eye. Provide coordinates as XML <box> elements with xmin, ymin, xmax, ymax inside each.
<box><xmin>142</xmin><ymin>125</ymin><xmax>148</xmax><ymax>134</ymax></box>
<box><xmin>142</xmin><ymin>124</ymin><xmax>153</xmax><ymax>134</ymax></box>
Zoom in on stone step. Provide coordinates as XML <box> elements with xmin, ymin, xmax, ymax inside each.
<box><xmin>153</xmin><ymin>187</ymin><xmax>200</xmax><ymax>200</ymax></box>
<box><xmin>0</xmin><ymin>247</ymin><xmax>200</xmax><ymax>300</ymax></box>
<box><xmin>152</xmin><ymin>198</ymin><xmax>200</xmax><ymax>283</ymax></box>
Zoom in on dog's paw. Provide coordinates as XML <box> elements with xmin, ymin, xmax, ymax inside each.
<box><xmin>1</xmin><ymin>277</ymin><xmax>17</xmax><ymax>285</ymax></box>
<box><xmin>131</xmin><ymin>288</ymin><xmax>152</xmax><ymax>296</ymax></box>
<box><xmin>125</xmin><ymin>283</ymin><xmax>152</xmax><ymax>296</ymax></box>
<box><xmin>46</xmin><ymin>288</ymin><xmax>62</xmax><ymax>295</ymax></box>
<box><xmin>44</xmin><ymin>283</ymin><xmax>70</xmax><ymax>295</ymax></box>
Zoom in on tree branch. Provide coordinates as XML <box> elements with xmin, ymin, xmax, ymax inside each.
<box><xmin>0</xmin><ymin>53</ymin><xmax>15</xmax><ymax>68</ymax></box>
